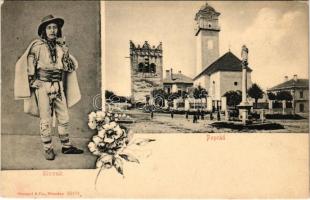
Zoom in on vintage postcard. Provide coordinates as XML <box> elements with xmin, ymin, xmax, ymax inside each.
<box><xmin>1</xmin><ymin>0</ymin><xmax>309</xmax><ymax>198</ymax></box>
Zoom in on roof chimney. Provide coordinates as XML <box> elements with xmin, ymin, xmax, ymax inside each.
<box><xmin>293</xmin><ymin>74</ymin><xmax>298</xmax><ymax>82</ymax></box>
<box><xmin>170</xmin><ymin>68</ymin><xmax>173</xmax><ymax>79</ymax></box>
<box><xmin>165</xmin><ymin>70</ymin><xmax>170</xmax><ymax>79</ymax></box>
<box><xmin>284</xmin><ymin>76</ymin><xmax>288</xmax><ymax>82</ymax></box>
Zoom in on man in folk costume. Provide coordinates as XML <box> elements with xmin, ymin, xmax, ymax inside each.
<box><xmin>14</xmin><ymin>15</ymin><xmax>83</xmax><ymax>160</ymax></box>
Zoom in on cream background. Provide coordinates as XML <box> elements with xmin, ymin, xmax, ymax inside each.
<box><xmin>1</xmin><ymin>134</ymin><xmax>309</xmax><ymax>198</ymax></box>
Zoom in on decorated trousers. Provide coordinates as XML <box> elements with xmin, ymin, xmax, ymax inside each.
<box><xmin>35</xmin><ymin>81</ymin><xmax>72</xmax><ymax>150</ymax></box>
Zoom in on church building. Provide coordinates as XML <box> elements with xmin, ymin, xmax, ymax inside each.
<box><xmin>193</xmin><ymin>3</ymin><xmax>253</xmax><ymax>105</ymax></box>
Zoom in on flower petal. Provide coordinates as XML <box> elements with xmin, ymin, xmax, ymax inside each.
<box><xmin>110</xmin><ymin>122</ymin><xmax>117</xmax><ymax>128</ymax></box>
<box><xmin>93</xmin><ymin>135</ymin><xmax>102</xmax><ymax>144</ymax></box>
<box><xmin>100</xmin><ymin>154</ymin><xmax>113</xmax><ymax>169</ymax></box>
<box><xmin>88</xmin><ymin>121</ymin><xmax>97</xmax><ymax>130</ymax></box>
<box><xmin>103</xmin><ymin>136</ymin><xmax>114</xmax><ymax>144</ymax></box>
<box><xmin>104</xmin><ymin>117</ymin><xmax>110</xmax><ymax>124</ymax></box>
<box><xmin>88</xmin><ymin>142</ymin><xmax>97</xmax><ymax>152</ymax></box>
<box><xmin>98</xmin><ymin>129</ymin><xmax>106</xmax><ymax>138</ymax></box>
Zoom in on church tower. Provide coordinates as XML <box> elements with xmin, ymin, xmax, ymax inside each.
<box><xmin>195</xmin><ymin>2</ymin><xmax>220</xmax><ymax>75</ymax></box>
<box><xmin>130</xmin><ymin>41</ymin><xmax>163</xmax><ymax>103</ymax></box>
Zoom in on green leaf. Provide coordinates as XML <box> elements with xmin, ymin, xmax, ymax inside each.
<box><xmin>113</xmin><ymin>158</ymin><xmax>124</xmax><ymax>176</ymax></box>
<box><xmin>119</xmin><ymin>153</ymin><xmax>140</xmax><ymax>163</ymax></box>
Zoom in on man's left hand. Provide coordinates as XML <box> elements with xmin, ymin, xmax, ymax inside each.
<box><xmin>62</xmin><ymin>44</ymin><xmax>69</xmax><ymax>56</ymax></box>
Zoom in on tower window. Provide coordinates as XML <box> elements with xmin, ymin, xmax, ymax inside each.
<box><xmin>138</xmin><ymin>63</ymin><xmax>144</xmax><ymax>72</ymax></box>
<box><xmin>299</xmin><ymin>103</ymin><xmax>304</xmax><ymax>112</ymax></box>
<box><xmin>300</xmin><ymin>91</ymin><xmax>303</xmax><ymax>98</ymax></box>
<box><xmin>150</xmin><ymin>63</ymin><xmax>156</xmax><ymax>73</ymax></box>
<box><xmin>208</xmin><ymin>23</ymin><xmax>211</xmax><ymax>28</ymax></box>
<box><xmin>143</xmin><ymin>64</ymin><xmax>149</xmax><ymax>73</ymax></box>
<box><xmin>234</xmin><ymin>82</ymin><xmax>238</xmax><ymax>86</ymax></box>
<box><xmin>144</xmin><ymin>57</ymin><xmax>150</xmax><ymax>72</ymax></box>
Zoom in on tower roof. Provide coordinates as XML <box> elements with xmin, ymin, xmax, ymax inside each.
<box><xmin>193</xmin><ymin>51</ymin><xmax>252</xmax><ymax>80</ymax></box>
<box><xmin>129</xmin><ymin>40</ymin><xmax>162</xmax><ymax>57</ymax></box>
<box><xmin>195</xmin><ymin>2</ymin><xmax>220</xmax><ymax>20</ymax></box>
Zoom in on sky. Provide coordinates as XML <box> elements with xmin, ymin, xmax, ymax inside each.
<box><xmin>104</xmin><ymin>1</ymin><xmax>309</xmax><ymax>97</ymax></box>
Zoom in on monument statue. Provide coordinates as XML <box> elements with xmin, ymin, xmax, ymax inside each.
<box><xmin>241</xmin><ymin>45</ymin><xmax>249</xmax><ymax>66</ymax></box>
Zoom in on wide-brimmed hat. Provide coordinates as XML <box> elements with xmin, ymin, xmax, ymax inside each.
<box><xmin>38</xmin><ymin>15</ymin><xmax>64</xmax><ymax>36</ymax></box>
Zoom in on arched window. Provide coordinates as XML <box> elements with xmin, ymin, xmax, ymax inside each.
<box><xmin>138</xmin><ymin>63</ymin><xmax>144</xmax><ymax>72</ymax></box>
<box><xmin>144</xmin><ymin>57</ymin><xmax>150</xmax><ymax>72</ymax></box>
<box><xmin>143</xmin><ymin>63</ymin><xmax>149</xmax><ymax>73</ymax></box>
<box><xmin>150</xmin><ymin>63</ymin><xmax>156</xmax><ymax>73</ymax></box>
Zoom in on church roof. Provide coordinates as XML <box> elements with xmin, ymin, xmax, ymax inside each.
<box><xmin>163</xmin><ymin>73</ymin><xmax>193</xmax><ymax>84</ymax></box>
<box><xmin>193</xmin><ymin>51</ymin><xmax>253</xmax><ymax>80</ymax></box>
<box><xmin>268</xmin><ymin>79</ymin><xmax>309</xmax><ymax>91</ymax></box>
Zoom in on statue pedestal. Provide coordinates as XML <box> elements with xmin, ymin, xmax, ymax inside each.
<box><xmin>238</xmin><ymin>102</ymin><xmax>252</xmax><ymax>125</ymax></box>
<box><xmin>260</xmin><ymin>109</ymin><xmax>266</xmax><ymax>123</ymax></box>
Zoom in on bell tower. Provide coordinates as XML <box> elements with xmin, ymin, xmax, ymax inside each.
<box><xmin>195</xmin><ymin>2</ymin><xmax>220</xmax><ymax>75</ymax></box>
<box><xmin>130</xmin><ymin>41</ymin><xmax>163</xmax><ymax>103</ymax></box>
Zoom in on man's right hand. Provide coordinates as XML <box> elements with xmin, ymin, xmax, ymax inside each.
<box><xmin>29</xmin><ymin>76</ymin><xmax>41</xmax><ymax>89</ymax></box>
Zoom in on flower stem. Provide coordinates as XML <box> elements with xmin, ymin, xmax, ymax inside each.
<box><xmin>94</xmin><ymin>166</ymin><xmax>104</xmax><ymax>190</ymax></box>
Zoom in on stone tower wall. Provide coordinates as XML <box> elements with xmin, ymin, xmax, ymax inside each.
<box><xmin>130</xmin><ymin>41</ymin><xmax>163</xmax><ymax>103</ymax></box>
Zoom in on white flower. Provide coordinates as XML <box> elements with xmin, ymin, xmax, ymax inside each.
<box><xmin>88</xmin><ymin>112</ymin><xmax>96</xmax><ymax>121</ymax></box>
<box><xmin>98</xmin><ymin>129</ymin><xmax>106</xmax><ymax>138</ymax></box>
<box><xmin>92</xmin><ymin>135</ymin><xmax>102</xmax><ymax>144</ymax></box>
<box><xmin>96</xmin><ymin>160</ymin><xmax>103</xmax><ymax>168</ymax></box>
<box><xmin>122</xmin><ymin>114</ymin><xmax>126</xmax><ymax>118</ymax></box>
<box><xmin>115</xmin><ymin>128</ymin><xmax>123</xmax><ymax>139</ymax></box>
<box><xmin>102</xmin><ymin>123</ymin><xmax>110</xmax><ymax>130</ymax></box>
<box><xmin>92</xmin><ymin>150</ymin><xmax>101</xmax><ymax>156</ymax></box>
<box><xmin>88</xmin><ymin>121</ymin><xmax>97</xmax><ymax>130</ymax></box>
<box><xmin>96</xmin><ymin>111</ymin><xmax>106</xmax><ymax>121</ymax></box>
<box><xmin>100</xmin><ymin>154</ymin><xmax>113</xmax><ymax>169</ymax></box>
<box><xmin>110</xmin><ymin>121</ymin><xmax>117</xmax><ymax>128</ymax></box>
<box><xmin>114</xmin><ymin>113</ymin><xmax>118</xmax><ymax>118</ymax></box>
<box><xmin>104</xmin><ymin>116</ymin><xmax>110</xmax><ymax>124</ymax></box>
<box><xmin>88</xmin><ymin>142</ymin><xmax>97</xmax><ymax>152</ymax></box>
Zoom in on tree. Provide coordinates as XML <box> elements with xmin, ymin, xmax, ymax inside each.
<box><xmin>151</xmin><ymin>89</ymin><xmax>168</xmax><ymax>99</ymax></box>
<box><xmin>276</xmin><ymin>91</ymin><xmax>293</xmax><ymax>101</ymax></box>
<box><xmin>105</xmin><ymin>90</ymin><xmax>130</xmax><ymax>103</ymax></box>
<box><xmin>151</xmin><ymin>88</ymin><xmax>169</xmax><ymax>107</ymax></box>
<box><xmin>276</xmin><ymin>91</ymin><xmax>293</xmax><ymax>115</ymax></box>
<box><xmin>267</xmin><ymin>92</ymin><xmax>276</xmax><ymax>100</ymax></box>
<box><xmin>247</xmin><ymin>83</ymin><xmax>264</xmax><ymax>108</ymax></box>
<box><xmin>193</xmin><ymin>85</ymin><xmax>208</xmax><ymax>99</ymax></box>
<box><xmin>223</xmin><ymin>90</ymin><xmax>242</xmax><ymax>109</ymax></box>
